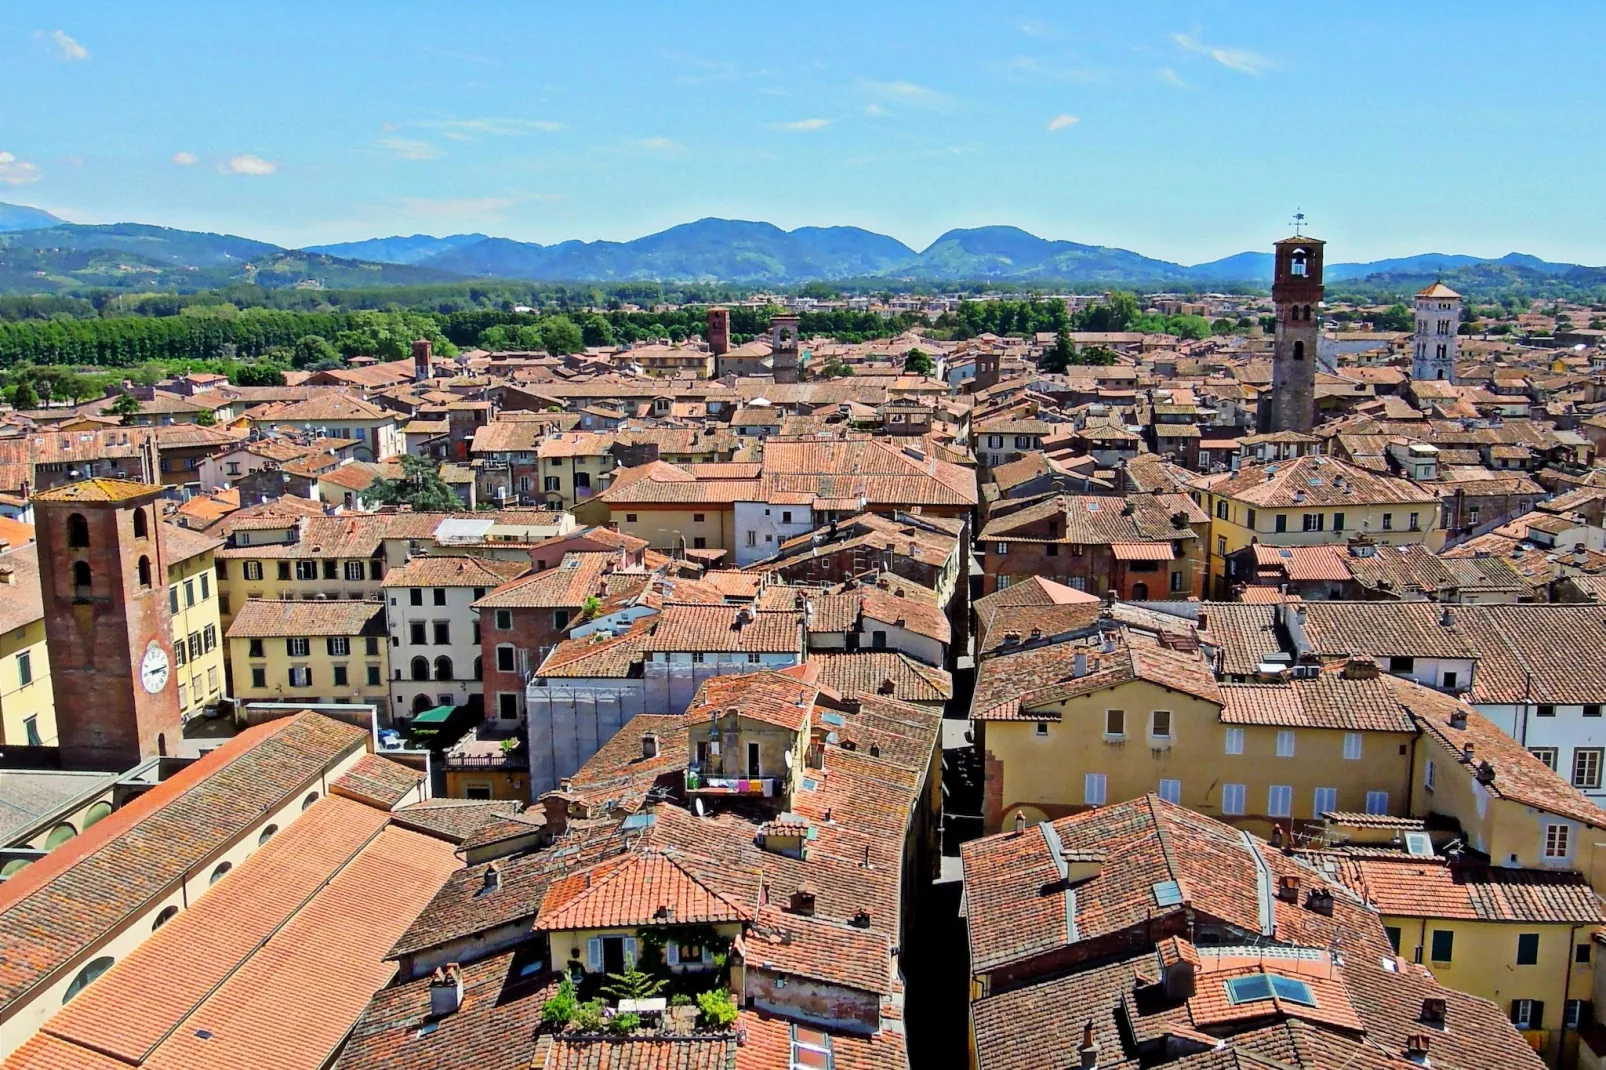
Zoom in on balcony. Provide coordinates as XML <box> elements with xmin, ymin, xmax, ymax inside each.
<box><xmin>684</xmin><ymin>768</ymin><xmax>778</xmax><ymax>796</ymax></box>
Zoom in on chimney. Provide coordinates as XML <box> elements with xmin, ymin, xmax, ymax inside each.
<box><xmin>1404</xmin><ymin>1034</ymin><xmax>1431</xmax><ymax>1065</ymax></box>
<box><xmin>1460</xmin><ymin>742</ymin><xmax>1474</xmax><ymax>763</ymax></box>
<box><xmin>482</xmin><ymin>862</ymin><xmax>501</xmax><ymax>894</ymax></box>
<box><xmin>1269</xmin><ymin>825</ymin><xmax>1284</xmax><ymax>849</ymax></box>
<box><xmin>789</xmin><ymin>884</ymin><xmax>817</xmax><ymax>916</ymax></box>
<box><xmin>1420</xmin><ymin>997</ymin><xmax>1447</xmax><ymax>1028</ymax></box>
<box><xmin>1196</xmin><ymin>610</ymin><xmax>1208</xmax><ymax>632</ymax></box>
<box><xmin>1013</xmin><ymin>811</ymin><xmax>1027</xmax><ymax>835</ymax></box>
<box><xmin>1450</xmin><ymin>709</ymin><xmax>1468</xmax><ymax>731</ymax></box>
<box><xmin>1277</xmin><ymin>874</ymin><xmax>1300</xmax><ymax>903</ymax></box>
<box><xmin>1305</xmin><ymin>888</ymin><xmax>1334</xmax><ymax>916</ymax></box>
<box><xmin>429</xmin><ymin>964</ymin><xmax>463</xmax><ymax>1017</ymax></box>
<box><xmin>642</xmin><ymin>732</ymin><xmax>659</xmax><ymax>759</ymax></box>
<box><xmin>1078</xmin><ymin>1021</ymin><xmax>1098</xmax><ymax>1070</ymax></box>
<box><xmin>1073</xmin><ymin>652</ymin><xmax>1089</xmax><ymax>678</ymax></box>
<box><xmin>1342</xmin><ymin>655</ymin><xmax>1379</xmax><ymax>680</ymax></box>
<box><xmin>1476</xmin><ymin>760</ymin><xmax>1496</xmax><ymax>784</ymax></box>
<box><xmin>1439</xmin><ymin>605</ymin><xmax>1455</xmax><ymax>627</ymax></box>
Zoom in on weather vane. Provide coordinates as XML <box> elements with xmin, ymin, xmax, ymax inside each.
<box><xmin>1292</xmin><ymin>209</ymin><xmax>1306</xmax><ymax>237</ymax></box>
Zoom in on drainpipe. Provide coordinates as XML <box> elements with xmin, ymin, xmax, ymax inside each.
<box><xmin>1404</xmin><ymin>734</ymin><xmax>1418</xmax><ymax>818</ymax></box>
<box><xmin>1560</xmin><ymin>921</ymin><xmax>1584</xmax><ymax>1065</ymax></box>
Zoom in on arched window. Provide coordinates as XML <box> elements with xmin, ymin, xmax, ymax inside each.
<box><xmin>1293</xmin><ymin>341</ymin><xmax>1305</xmax><ymax>362</ymax></box>
<box><xmin>1437</xmin><ymin>369</ymin><xmax>1446</xmax><ymax>381</ymax></box>
<box><xmin>1</xmin><ymin>858</ymin><xmax>30</xmax><ymax>877</ymax></box>
<box><xmin>45</xmin><ymin>822</ymin><xmax>77</xmax><ymax>849</ymax></box>
<box><xmin>258</xmin><ymin>823</ymin><xmax>279</xmax><ymax>846</ymax></box>
<box><xmin>473</xmin><ymin>656</ymin><xmax>483</xmax><ymax>681</ymax></box>
<box><xmin>301</xmin><ymin>791</ymin><xmax>319</xmax><ymax>811</ymax></box>
<box><xmin>209</xmin><ymin>861</ymin><xmax>232</xmax><ymax>885</ymax></box>
<box><xmin>137</xmin><ymin>556</ymin><xmax>152</xmax><ymax>589</ymax></box>
<box><xmin>132</xmin><ymin>508</ymin><xmax>148</xmax><ymax>540</ymax></box>
<box><xmin>434</xmin><ymin>656</ymin><xmax>453</xmax><ymax>681</ymax></box>
<box><xmin>64</xmin><ymin>957</ymin><xmax>115</xmax><ymax>1004</ymax></box>
<box><xmin>1131</xmin><ymin>582</ymin><xmax>1149</xmax><ymax>601</ymax></box>
<box><xmin>410</xmin><ymin>657</ymin><xmax>430</xmax><ymax>681</ymax></box>
<box><xmin>152</xmin><ymin>905</ymin><xmax>179</xmax><ymax>931</ymax></box>
<box><xmin>412</xmin><ymin>694</ymin><xmax>433</xmax><ymax>714</ymax></box>
<box><xmin>67</xmin><ymin>513</ymin><xmax>89</xmax><ymax>549</ymax></box>
<box><xmin>1290</xmin><ymin>249</ymin><xmax>1307</xmax><ymax>277</ymax></box>
<box><xmin>83</xmin><ymin>802</ymin><xmax>113</xmax><ymax>829</ymax></box>
<box><xmin>72</xmin><ymin>561</ymin><xmax>92</xmax><ymax>599</ymax></box>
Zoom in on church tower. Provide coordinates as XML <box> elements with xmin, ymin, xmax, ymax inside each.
<box><xmin>770</xmin><ymin>314</ymin><xmax>801</xmax><ymax>384</ymax></box>
<box><xmin>1266</xmin><ymin>234</ymin><xmax>1324</xmax><ymax>434</ymax></box>
<box><xmin>1411</xmin><ymin>281</ymin><xmax>1461</xmax><ymax>382</ymax></box>
<box><xmin>34</xmin><ymin>479</ymin><xmax>182</xmax><ymax>769</ymax></box>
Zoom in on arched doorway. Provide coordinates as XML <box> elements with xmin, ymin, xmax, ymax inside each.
<box><xmin>1131</xmin><ymin>582</ymin><xmax>1149</xmax><ymax>601</ymax></box>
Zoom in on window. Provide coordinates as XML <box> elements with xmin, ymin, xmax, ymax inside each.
<box><xmin>1538</xmin><ymin>704</ymin><xmax>1556</xmax><ymax>718</ymax></box>
<box><xmin>209</xmin><ymin>861</ymin><xmax>232</xmax><ymax>885</ymax></box>
<box><xmin>693</xmin><ymin>513</ymin><xmax>705</xmax><ymax>523</ymax></box>
<box><xmin>302</xmin><ymin>791</ymin><xmax>319</xmax><ymax>810</ymax></box>
<box><xmin>1430</xmin><ymin>930</ymin><xmax>1454</xmax><ymax>963</ymax></box>
<box><xmin>1302</xmin><ymin>513</ymin><xmax>1323</xmax><ymax>532</ymax></box>
<box><xmin>331</xmin><ymin>664</ymin><xmax>348</xmax><ymax>687</ymax></box>
<box><xmin>409</xmin><ymin>589</ymin><xmax>424</xmax><ymax>607</ymax></box>
<box><xmin>1151</xmin><ymin>711</ymin><xmax>1171</xmax><ymax>738</ymax></box>
<box><xmin>1409</xmin><ymin>512</ymin><xmax>1421</xmax><ymax>532</ymax></box>
<box><xmin>1365</xmin><ymin>790</ymin><xmax>1389</xmax><ymax>815</ymax></box>
<box><xmin>1216</xmin><ymin>500</ymin><xmax>1228</xmax><ymax>520</ymax></box>
<box><xmin>1104</xmin><ymin>709</ymin><xmax>1125</xmax><ymax>737</ymax></box>
<box><xmin>1276</xmin><ymin>730</ymin><xmax>1296</xmax><ymax>757</ymax></box>
<box><xmin>1313</xmin><ymin>787</ymin><xmax>1337</xmax><ymax>816</ymax></box>
<box><xmin>1588</xmin><ymin>705</ymin><xmax>1603</xmax><ymax>718</ymax></box>
<box><xmin>994</xmin><ymin>542</ymin><xmax>1008</xmax><ymax>555</ymax></box>
<box><xmin>432</xmin><ymin>621</ymin><xmax>450</xmax><ymax>645</ymax></box>
<box><xmin>1216</xmin><ymin>536</ymin><xmax>1226</xmax><ymax>557</ymax></box>
<box><xmin>1544</xmin><ymin>823</ymin><xmax>1572</xmax><ymax>859</ymax></box>
<box><xmin>434</xmin><ymin>656</ymin><xmax>453</xmax><ymax>681</ymax></box>
<box><xmin>188</xmin><ymin>632</ymin><xmax>202</xmax><ymax>660</ymax></box>
<box><xmin>746</xmin><ymin>531</ymin><xmax>757</xmax><ymax>548</ymax></box>
<box><xmin>1381</xmin><ymin>513</ymin><xmax>1393</xmax><ymax>531</ymax></box>
<box><xmin>1516</xmin><ymin>933</ymin><xmax>1540</xmax><ymax>966</ymax></box>
<box><xmin>1268</xmin><ymin>785</ymin><xmax>1293</xmax><ymax>818</ymax></box>
<box><xmin>327</xmin><ymin>636</ymin><xmax>350</xmax><ymax>656</ymax></box>
<box><xmin>1225</xmin><ymin>727</ymin><xmax>1244</xmax><ymax>755</ymax></box>
<box><xmin>1083</xmin><ymin>773</ymin><xmax>1107</xmax><ymax>805</ymax></box>
<box><xmin>495</xmin><ymin>609</ymin><xmax>512</xmax><ymax>631</ymax></box>
<box><xmin>1442</xmin><ymin>671</ymin><xmax>1458</xmax><ymax>690</ymax></box>
<box><xmin>411</xmin><ymin>657</ymin><xmax>430</xmax><ymax>681</ymax></box>
<box><xmin>322</xmin><ymin>560</ymin><xmax>337</xmax><ymax>580</ymax></box>
<box><xmin>1389</xmin><ymin>656</ymin><xmax>1415</xmax><ymax>674</ymax></box>
<box><xmin>287</xmin><ymin>637</ymin><xmax>310</xmax><ymax>657</ymax></box>
<box><xmin>1332</xmin><ymin>512</ymin><xmax>1344</xmax><ymax>532</ymax></box>
<box><xmin>16</xmin><ymin>650</ymin><xmax>30</xmax><ymax>686</ymax></box>
<box><xmin>137</xmin><ymin>556</ymin><xmax>152</xmax><ymax>588</ymax></box>
<box><xmin>219</xmin><ymin>593</ymin><xmax>229</xmax><ymax>615</ymax></box>
<box><xmin>1424</xmin><ymin>759</ymin><xmax>1436</xmax><ymax>792</ymax></box>
<box><xmin>243</xmin><ymin>561</ymin><xmax>263</xmax><ymax>581</ymax></box>
<box><xmin>288</xmin><ymin>666</ymin><xmax>312</xmax><ymax>687</ymax></box>
<box><xmin>1578</xmin><ymin>943</ymin><xmax>1592</xmax><ymax>964</ymax></box>
<box><xmin>295</xmin><ymin>561</ymin><xmax>318</xmax><ymax>581</ymax></box>
<box><xmin>1159</xmin><ymin>778</ymin><xmax>1181</xmax><ymax>804</ymax></box>
<box><xmin>250</xmin><ymin>667</ymin><xmax>266</xmax><ymax>688</ymax></box>
<box><xmin>169</xmin><ymin>586</ymin><xmax>180</xmax><ymax>614</ymax></box>
<box><xmin>433</xmin><ymin>589</ymin><xmax>447</xmax><ymax>606</ymax></box>
<box><xmin>410</xmin><ymin>621</ymin><xmax>427</xmax><ymax>645</ymax></box>
<box><xmin>66</xmin><ymin>513</ymin><xmax>90</xmax><ymax>549</ymax></box>
<box><xmin>1274</xmin><ymin>514</ymin><xmax>1287</xmax><ymax>533</ymax></box>
<box><xmin>553</xmin><ymin>610</ymin><xmax>570</xmax><ymax>631</ymax></box>
<box><xmin>781</xmin><ymin>511</ymin><xmax>793</xmax><ymax>524</ymax></box>
<box><xmin>63</xmin><ymin>957</ymin><xmax>115</xmax><ymax>1004</ymax></box>
<box><xmin>1384</xmin><ymin>926</ymin><xmax>1402</xmax><ymax>954</ymax></box>
<box><xmin>1511</xmin><ymin>999</ymin><xmax>1541</xmax><ymax>1030</ymax></box>
<box><xmin>1222</xmin><ymin>783</ymin><xmax>1246</xmax><ymax>815</ymax></box>
<box><xmin>367</xmin><ymin>664</ymin><xmax>382</xmax><ymax>686</ymax></box>
<box><xmin>345</xmin><ymin>561</ymin><xmax>364</xmax><ymax>581</ymax></box>
<box><xmin>498</xmin><ymin>692</ymin><xmax>519</xmax><ymax>719</ymax></box>
<box><xmin>1246</xmin><ymin>509</ymin><xmax>1257</xmax><ymax>530</ymax></box>
<box><xmin>1574</xmin><ymin>748</ymin><xmax>1602</xmax><ymax>789</ymax></box>
<box><xmin>496</xmin><ymin>645</ymin><xmax>516</xmax><ymax>673</ymax></box>
<box><xmin>1568</xmin><ymin>999</ymin><xmax>1585</xmax><ymax>1028</ymax></box>
<box><xmin>24</xmin><ymin>716</ymin><xmax>40</xmax><ymax>746</ymax></box>
<box><xmin>1343</xmin><ymin>732</ymin><xmax>1363</xmax><ymax>760</ymax></box>
<box><xmin>1035</xmin><ymin>722</ymin><xmax>1048</xmax><ymax>737</ymax></box>
<box><xmin>1045</xmin><ymin>543</ymin><xmax>1058</xmax><ymax>557</ymax></box>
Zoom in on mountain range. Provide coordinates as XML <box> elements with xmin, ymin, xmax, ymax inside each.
<box><xmin>0</xmin><ymin>201</ymin><xmax>1598</xmax><ymax>292</ymax></box>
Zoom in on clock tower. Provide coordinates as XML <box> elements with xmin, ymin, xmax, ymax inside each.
<box><xmin>34</xmin><ymin>479</ymin><xmax>182</xmax><ymax>770</ymax></box>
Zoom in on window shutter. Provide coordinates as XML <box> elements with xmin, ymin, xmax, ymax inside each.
<box><xmin>1530</xmin><ymin>1001</ymin><xmax>1544</xmax><ymax>1029</ymax></box>
<box><xmin>623</xmin><ymin>937</ymin><xmax>638</xmax><ymax>969</ymax></box>
<box><xmin>587</xmin><ymin>938</ymin><xmax>602</xmax><ymax>971</ymax></box>
<box><xmin>667</xmin><ymin>942</ymin><xmax>680</xmax><ymax>967</ymax></box>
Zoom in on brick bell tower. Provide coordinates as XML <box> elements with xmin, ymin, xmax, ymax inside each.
<box><xmin>1264</xmin><ymin>232</ymin><xmax>1325</xmax><ymax>434</ymax></box>
<box><xmin>34</xmin><ymin>479</ymin><xmax>182</xmax><ymax>770</ymax></box>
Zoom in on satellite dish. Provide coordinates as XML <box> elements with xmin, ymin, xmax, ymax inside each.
<box><xmin>784</xmin><ymin>750</ymin><xmax>794</xmax><ymax>769</ymax></box>
<box><xmin>693</xmin><ymin>798</ymin><xmax>706</xmax><ymax>818</ymax></box>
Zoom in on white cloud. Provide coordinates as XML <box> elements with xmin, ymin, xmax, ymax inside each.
<box><xmin>864</xmin><ymin>104</ymin><xmax>888</xmax><ymax>117</ymax></box>
<box><xmin>1158</xmin><ymin>66</ymin><xmax>1189</xmax><ymax>89</ymax></box>
<box><xmin>1046</xmin><ymin>113</ymin><xmax>1079</xmax><ymax>132</ymax></box>
<box><xmin>779</xmin><ymin>118</ymin><xmax>830</xmax><ymax>131</ymax></box>
<box><xmin>38</xmin><ymin>29</ymin><xmax>88</xmax><ymax>61</ymax></box>
<box><xmin>398</xmin><ymin>196</ymin><xmax>520</xmax><ymax>220</ymax></box>
<box><xmin>639</xmin><ymin>136</ymin><xmax>679</xmax><ymax>151</ymax></box>
<box><xmin>0</xmin><ymin>153</ymin><xmax>42</xmax><ymax>186</ymax></box>
<box><xmin>171</xmin><ymin>151</ymin><xmax>198</xmax><ymax>166</ymax></box>
<box><xmin>858</xmin><ymin>79</ymin><xmax>949</xmax><ymax>106</ymax></box>
<box><xmin>221</xmin><ymin>154</ymin><xmax>276</xmax><ymax>176</ymax></box>
<box><xmin>1171</xmin><ymin>31</ymin><xmax>1271</xmax><ymax>75</ymax></box>
<box><xmin>378</xmin><ymin>138</ymin><xmax>443</xmax><ymax>160</ymax></box>
<box><xmin>420</xmin><ymin>117</ymin><xmax>562</xmax><ymax>137</ymax></box>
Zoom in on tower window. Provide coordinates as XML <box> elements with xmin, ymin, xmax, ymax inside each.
<box><xmin>137</xmin><ymin>556</ymin><xmax>153</xmax><ymax>588</ymax></box>
<box><xmin>132</xmin><ymin>508</ymin><xmax>148</xmax><ymax>540</ymax></box>
<box><xmin>72</xmin><ymin>561</ymin><xmax>92</xmax><ymax>599</ymax></box>
<box><xmin>67</xmin><ymin>513</ymin><xmax>89</xmax><ymax>549</ymax></box>
<box><xmin>1293</xmin><ymin>341</ymin><xmax>1305</xmax><ymax>362</ymax></box>
<box><xmin>1290</xmin><ymin>249</ymin><xmax>1307</xmax><ymax>277</ymax></box>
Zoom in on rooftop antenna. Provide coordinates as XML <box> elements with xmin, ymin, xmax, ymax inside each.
<box><xmin>1291</xmin><ymin>210</ymin><xmax>1306</xmax><ymax>237</ymax></box>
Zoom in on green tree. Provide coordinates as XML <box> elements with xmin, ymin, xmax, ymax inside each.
<box><xmin>903</xmin><ymin>348</ymin><xmax>934</xmax><ymax>376</ymax></box>
<box><xmin>696</xmin><ymin>989</ymin><xmax>739</xmax><ymax>1030</ymax></box>
<box><xmin>601</xmin><ymin>968</ymin><xmax>666</xmax><ymax>1001</ymax></box>
<box><xmin>818</xmin><ymin>359</ymin><xmax>855</xmax><ymax>379</ymax></box>
<box><xmin>541</xmin><ymin>978</ymin><xmax>578</xmax><ymax>1028</ymax></box>
<box><xmin>1041</xmin><ymin>328</ymin><xmax>1074</xmax><ymax>374</ymax></box>
<box><xmin>10</xmin><ymin>380</ymin><xmax>38</xmax><ymax>410</ymax></box>
<box><xmin>540</xmin><ymin>315</ymin><xmax>584</xmax><ymax>356</ymax></box>
<box><xmin>367</xmin><ymin>456</ymin><xmax>462</xmax><ymax>512</ymax></box>
<box><xmin>1373</xmin><ymin>304</ymin><xmax>1413</xmax><ymax>332</ymax></box>
<box><xmin>293</xmin><ymin>335</ymin><xmax>340</xmax><ymax>369</ymax></box>
<box><xmin>580</xmin><ymin>315</ymin><xmax>615</xmax><ymax>348</ymax></box>
<box><xmin>104</xmin><ymin>391</ymin><xmax>143</xmax><ymax>424</ymax></box>
<box><xmin>233</xmin><ymin>362</ymin><xmax>287</xmax><ymax>386</ymax></box>
<box><xmin>193</xmin><ymin>408</ymin><xmax>218</xmax><ymax>426</ymax></box>
<box><xmin>1072</xmin><ymin>345</ymin><xmax>1117</xmax><ymax>367</ymax></box>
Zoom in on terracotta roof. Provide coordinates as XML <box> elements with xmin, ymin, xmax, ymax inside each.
<box><xmin>0</xmin><ymin>714</ymin><xmax>368</xmax><ymax>1010</ymax></box>
<box><xmin>0</xmin><ymin>544</ymin><xmax>43</xmax><ymax>634</ymax></box>
<box><xmin>1219</xmin><ymin>672</ymin><xmax>1416</xmax><ymax>733</ymax></box>
<box><xmin>225</xmin><ymin>598</ymin><xmax>386</xmax><ymax>639</ymax></box>
<box><xmin>972</xmin><ymin>575</ymin><xmax>1102</xmax><ymax>612</ymax></box>
<box><xmin>331</xmin><ymin>754</ymin><xmax>426</xmax><ymax>810</ymax></box>
<box><xmin>809</xmin><ymin>652</ymin><xmax>953</xmax><ymax>704</ymax></box>
<box><xmin>1190</xmin><ymin>454</ymin><xmax>1437</xmax><ymax>508</ymax></box>
<box><xmin>1336</xmin><ymin>856</ymin><xmax>1603</xmax><ymax>924</ymax></box>
<box><xmin>380</xmin><ymin>554</ymin><xmax>528</xmax><ymax>589</ymax></box>
<box><xmin>685</xmin><ymin>670</ymin><xmax>819</xmax><ymax>734</ymax></box>
<box><xmin>471</xmin><ymin>553</ymin><xmax>612</xmax><ymax>609</ymax></box>
<box><xmin>973</xmin><ymin>639</ymin><xmax>1220</xmax><ymax>722</ymax></box>
<box><xmin>534</xmin><ymin>850</ymin><xmax>750</xmax><ymax>932</ymax></box>
<box><xmin>390</xmin><ymin>798</ymin><xmax>524</xmax><ymax>844</ymax></box>
<box><xmin>536</xmin><ymin>620</ymin><xmax>654</xmax><ymax>679</ymax></box>
<box><xmin>639</xmin><ymin>606</ymin><xmax>802</xmax><ymax>654</ymax></box>
<box><xmin>32</xmin><ymin>478</ymin><xmax>161</xmax><ymax>503</ymax></box>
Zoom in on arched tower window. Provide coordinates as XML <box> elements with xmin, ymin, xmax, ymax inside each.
<box><xmin>410</xmin><ymin>656</ymin><xmax>429</xmax><ymax>681</ymax></box>
<box><xmin>434</xmin><ymin>656</ymin><xmax>453</xmax><ymax>681</ymax></box>
<box><xmin>132</xmin><ymin>508</ymin><xmax>148</xmax><ymax>540</ymax></box>
<box><xmin>137</xmin><ymin>556</ymin><xmax>152</xmax><ymax>588</ymax></box>
<box><xmin>72</xmin><ymin>561</ymin><xmax>92</xmax><ymax>599</ymax></box>
<box><xmin>1290</xmin><ymin>249</ymin><xmax>1308</xmax><ymax>277</ymax></box>
<box><xmin>67</xmin><ymin>513</ymin><xmax>89</xmax><ymax>549</ymax></box>
<box><xmin>1293</xmin><ymin>341</ymin><xmax>1305</xmax><ymax>362</ymax></box>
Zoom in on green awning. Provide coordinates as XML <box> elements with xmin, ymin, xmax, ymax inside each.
<box><xmin>411</xmin><ymin>705</ymin><xmax>455</xmax><ymax>725</ymax></box>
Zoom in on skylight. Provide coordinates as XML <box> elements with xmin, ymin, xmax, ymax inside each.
<box><xmin>1404</xmin><ymin>832</ymin><xmax>1434</xmax><ymax>857</ymax></box>
<box><xmin>820</xmin><ymin>712</ymin><xmax>846</xmax><ymax>727</ymax></box>
<box><xmin>1152</xmin><ymin>880</ymin><xmax>1183</xmax><ymax>907</ymax></box>
<box><xmin>1225</xmin><ymin>973</ymin><xmax>1316</xmax><ymax>1007</ymax></box>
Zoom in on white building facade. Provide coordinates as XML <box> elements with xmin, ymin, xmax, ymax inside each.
<box><xmin>1411</xmin><ymin>282</ymin><xmax>1461</xmax><ymax>382</ymax></box>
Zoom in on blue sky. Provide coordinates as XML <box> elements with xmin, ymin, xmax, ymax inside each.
<box><xmin>4</xmin><ymin>2</ymin><xmax>1605</xmax><ymax>265</ymax></box>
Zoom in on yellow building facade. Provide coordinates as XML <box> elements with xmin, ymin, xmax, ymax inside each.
<box><xmin>165</xmin><ymin>541</ymin><xmax>225</xmax><ymax>721</ymax></box>
<box><xmin>0</xmin><ymin>545</ymin><xmax>54</xmax><ymax>748</ymax></box>
<box><xmin>225</xmin><ymin>599</ymin><xmax>389</xmax><ymax>709</ymax></box>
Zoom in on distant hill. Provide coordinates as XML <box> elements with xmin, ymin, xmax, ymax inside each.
<box><xmin>304</xmin><ymin>233</ymin><xmax>488</xmax><ymax>265</ymax></box>
<box><xmin>901</xmin><ymin>226</ymin><xmax>1186</xmax><ymax>282</ymax></box>
<box><xmin>0</xmin><ymin>202</ymin><xmax>62</xmax><ymax>234</ymax></box>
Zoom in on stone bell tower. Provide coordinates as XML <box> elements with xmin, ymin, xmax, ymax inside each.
<box><xmin>34</xmin><ymin>479</ymin><xmax>181</xmax><ymax>769</ymax></box>
<box><xmin>1265</xmin><ymin>232</ymin><xmax>1324</xmax><ymax>434</ymax></box>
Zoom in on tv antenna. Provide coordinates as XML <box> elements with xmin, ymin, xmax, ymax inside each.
<box><xmin>1291</xmin><ymin>210</ymin><xmax>1307</xmax><ymax>237</ymax></box>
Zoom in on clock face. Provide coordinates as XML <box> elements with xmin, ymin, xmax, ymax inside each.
<box><xmin>140</xmin><ymin>642</ymin><xmax>170</xmax><ymax>695</ymax></box>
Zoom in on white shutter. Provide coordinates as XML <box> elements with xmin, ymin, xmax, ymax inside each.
<box><xmin>667</xmin><ymin>941</ymin><xmax>680</xmax><ymax>967</ymax></box>
<box><xmin>587</xmin><ymin>937</ymin><xmax>602</xmax><ymax>971</ymax></box>
<box><xmin>623</xmin><ymin>937</ymin><xmax>638</xmax><ymax>969</ymax></box>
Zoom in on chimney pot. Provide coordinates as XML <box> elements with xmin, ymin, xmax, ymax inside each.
<box><xmin>1078</xmin><ymin>1020</ymin><xmax>1098</xmax><ymax>1070</ymax></box>
<box><xmin>1420</xmin><ymin>997</ymin><xmax>1447</xmax><ymax>1026</ymax></box>
<box><xmin>429</xmin><ymin>964</ymin><xmax>464</xmax><ymax>1017</ymax></box>
<box><xmin>1277</xmin><ymin>874</ymin><xmax>1300</xmax><ymax>903</ymax></box>
<box><xmin>1450</xmin><ymin>709</ymin><xmax>1468</xmax><ymax>730</ymax></box>
<box><xmin>1013</xmin><ymin>811</ymin><xmax>1026</xmax><ymax>835</ymax></box>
